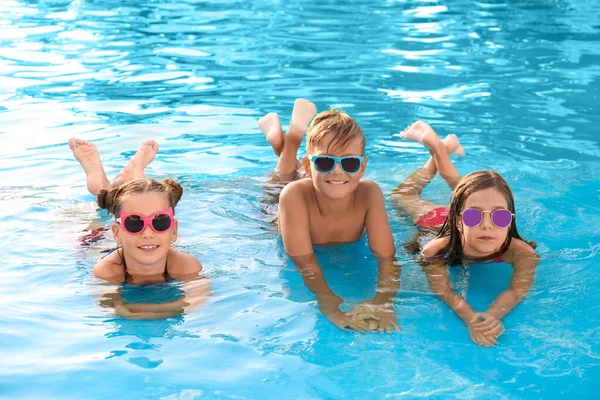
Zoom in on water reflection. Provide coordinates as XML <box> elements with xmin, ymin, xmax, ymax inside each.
<box><xmin>1</xmin><ymin>0</ymin><xmax>600</xmax><ymax>397</ymax></box>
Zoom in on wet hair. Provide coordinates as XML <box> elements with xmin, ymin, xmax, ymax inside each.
<box><xmin>306</xmin><ymin>108</ymin><xmax>365</xmax><ymax>154</ymax></box>
<box><xmin>97</xmin><ymin>178</ymin><xmax>183</xmax><ymax>217</ymax></box>
<box><xmin>405</xmin><ymin>228</ymin><xmax>438</xmax><ymax>255</ymax></box>
<box><xmin>429</xmin><ymin>170</ymin><xmax>536</xmax><ymax>266</ymax></box>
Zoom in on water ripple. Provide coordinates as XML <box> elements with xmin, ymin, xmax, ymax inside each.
<box><xmin>1</xmin><ymin>0</ymin><xmax>600</xmax><ymax>398</ymax></box>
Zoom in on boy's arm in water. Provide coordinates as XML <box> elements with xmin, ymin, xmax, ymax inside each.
<box><xmin>290</xmin><ymin>253</ymin><xmax>372</xmax><ymax>333</ymax></box>
<box><xmin>364</xmin><ymin>181</ymin><xmax>396</xmax><ymax>260</ymax></box>
<box><xmin>347</xmin><ymin>182</ymin><xmax>401</xmax><ymax>333</ymax></box>
<box><xmin>422</xmin><ymin>237</ymin><xmax>500</xmax><ymax>347</ymax></box>
<box><xmin>477</xmin><ymin>239</ymin><xmax>539</xmax><ymax>323</ymax></box>
<box><xmin>346</xmin><ymin>255</ymin><xmax>401</xmax><ymax>333</ymax></box>
<box><xmin>279</xmin><ymin>183</ymin><xmax>371</xmax><ymax>333</ymax></box>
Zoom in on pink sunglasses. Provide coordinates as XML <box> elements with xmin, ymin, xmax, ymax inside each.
<box><xmin>117</xmin><ymin>208</ymin><xmax>174</xmax><ymax>235</ymax></box>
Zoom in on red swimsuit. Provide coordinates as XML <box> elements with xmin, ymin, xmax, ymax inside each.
<box><xmin>415</xmin><ymin>207</ymin><xmax>449</xmax><ymax>229</ymax></box>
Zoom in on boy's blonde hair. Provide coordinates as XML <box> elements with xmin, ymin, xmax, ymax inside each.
<box><xmin>306</xmin><ymin>109</ymin><xmax>365</xmax><ymax>154</ymax></box>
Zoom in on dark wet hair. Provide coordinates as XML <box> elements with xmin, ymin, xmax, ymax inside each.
<box><xmin>96</xmin><ymin>178</ymin><xmax>183</xmax><ymax>217</ymax></box>
<box><xmin>429</xmin><ymin>170</ymin><xmax>536</xmax><ymax>266</ymax></box>
<box><xmin>405</xmin><ymin>228</ymin><xmax>438</xmax><ymax>255</ymax></box>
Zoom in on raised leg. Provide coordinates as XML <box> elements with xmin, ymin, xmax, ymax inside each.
<box><xmin>389</xmin><ymin>159</ymin><xmax>441</xmax><ymax>223</ymax></box>
<box><xmin>391</xmin><ymin>127</ymin><xmax>465</xmax><ymax>223</ymax></box>
<box><xmin>112</xmin><ymin>140</ymin><xmax>159</xmax><ymax>187</ymax></box>
<box><xmin>400</xmin><ymin>121</ymin><xmax>463</xmax><ymax>189</ymax></box>
<box><xmin>69</xmin><ymin>138</ymin><xmax>111</xmax><ymax>195</ymax></box>
<box><xmin>258</xmin><ymin>112</ymin><xmax>284</xmax><ymax>156</ymax></box>
<box><xmin>275</xmin><ymin>98</ymin><xmax>317</xmax><ymax>180</ymax></box>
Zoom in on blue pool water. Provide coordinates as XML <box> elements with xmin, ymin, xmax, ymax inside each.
<box><xmin>1</xmin><ymin>0</ymin><xmax>599</xmax><ymax>398</ymax></box>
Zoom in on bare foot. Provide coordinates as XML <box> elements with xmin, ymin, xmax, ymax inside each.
<box><xmin>399</xmin><ymin>120</ymin><xmax>440</xmax><ymax>151</ymax></box>
<box><xmin>443</xmin><ymin>134</ymin><xmax>466</xmax><ymax>156</ymax></box>
<box><xmin>287</xmin><ymin>98</ymin><xmax>317</xmax><ymax>143</ymax></box>
<box><xmin>69</xmin><ymin>138</ymin><xmax>110</xmax><ymax>195</ymax></box>
<box><xmin>258</xmin><ymin>112</ymin><xmax>284</xmax><ymax>156</ymax></box>
<box><xmin>131</xmin><ymin>140</ymin><xmax>159</xmax><ymax>170</ymax></box>
<box><xmin>113</xmin><ymin>140</ymin><xmax>159</xmax><ymax>186</ymax></box>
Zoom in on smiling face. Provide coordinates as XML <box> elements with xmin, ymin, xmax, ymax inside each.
<box><xmin>459</xmin><ymin>187</ymin><xmax>511</xmax><ymax>258</ymax></box>
<box><xmin>112</xmin><ymin>192</ymin><xmax>178</xmax><ymax>268</ymax></box>
<box><xmin>302</xmin><ymin>134</ymin><xmax>367</xmax><ymax>200</ymax></box>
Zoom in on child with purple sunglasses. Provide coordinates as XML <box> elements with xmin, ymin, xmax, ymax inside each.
<box><xmin>70</xmin><ymin>138</ymin><xmax>209</xmax><ymax>319</ymax></box>
<box><xmin>390</xmin><ymin>121</ymin><xmax>538</xmax><ymax>347</ymax></box>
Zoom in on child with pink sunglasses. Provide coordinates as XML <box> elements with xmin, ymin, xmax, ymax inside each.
<box><xmin>70</xmin><ymin>138</ymin><xmax>208</xmax><ymax>319</ymax></box>
<box><xmin>390</xmin><ymin>121</ymin><xmax>539</xmax><ymax>347</ymax></box>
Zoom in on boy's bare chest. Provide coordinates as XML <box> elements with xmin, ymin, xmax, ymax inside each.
<box><xmin>308</xmin><ymin>208</ymin><xmax>366</xmax><ymax>244</ymax></box>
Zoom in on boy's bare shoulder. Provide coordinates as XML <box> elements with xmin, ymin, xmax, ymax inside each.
<box><xmin>281</xmin><ymin>178</ymin><xmax>313</xmax><ymax>193</ymax></box>
<box><xmin>279</xmin><ymin>179</ymin><xmax>313</xmax><ymax>204</ymax></box>
<box><xmin>355</xmin><ymin>179</ymin><xmax>384</xmax><ymax>199</ymax></box>
<box><xmin>421</xmin><ymin>236</ymin><xmax>450</xmax><ymax>258</ymax></box>
<box><xmin>357</xmin><ymin>179</ymin><xmax>381</xmax><ymax>191</ymax></box>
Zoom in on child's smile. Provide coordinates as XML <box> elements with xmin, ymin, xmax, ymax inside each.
<box><xmin>326</xmin><ymin>179</ymin><xmax>348</xmax><ymax>185</ymax></box>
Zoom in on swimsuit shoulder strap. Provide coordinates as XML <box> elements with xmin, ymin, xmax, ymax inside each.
<box><xmin>120</xmin><ymin>249</ymin><xmax>129</xmax><ymax>284</ymax></box>
<box><xmin>164</xmin><ymin>259</ymin><xmax>171</xmax><ymax>281</ymax></box>
<box><xmin>120</xmin><ymin>250</ymin><xmax>170</xmax><ymax>283</ymax></box>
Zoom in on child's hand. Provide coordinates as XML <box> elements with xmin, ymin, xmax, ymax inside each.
<box><xmin>467</xmin><ymin>325</ymin><xmax>498</xmax><ymax>347</ymax></box>
<box><xmin>113</xmin><ymin>302</ymin><xmax>136</xmax><ymax>318</ymax></box>
<box><xmin>323</xmin><ymin>308</ymin><xmax>373</xmax><ymax>333</ymax></box>
<box><xmin>347</xmin><ymin>302</ymin><xmax>400</xmax><ymax>334</ymax></box>
<box><xmin>467</xmin><ymin>312</ymin><xmax>505</xmax><ymax>347</ymax></box>
<box><xmin>470</xmin><ymin>312</ymin><xmax>505</xmax><ymax>338</ymax></box>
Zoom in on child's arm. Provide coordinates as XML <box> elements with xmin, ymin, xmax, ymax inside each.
<box><xmin>356</xmin><ymin>183</ymin><xmax>402</xmax><ymax>331</ymax></box>
<box><xmin>170</xmin><ymin>251</ymin><xmax>204</xmax><ymax>276</ymax></box>
<box><xmin>364</xmin><ymin>183</ymin><xmax>400</xmax><ymax>305</ymax></box>
<box><xmin>99</xmin><ymin>277</ymin><xmax>211</xmax><ymax>320</ymax></box>
<box><xmin>372</xmin><ymin>256</ymin><xmax>401</xmax><ymax>307</ymax></box>
<box><xmin>484</xmin><ymin>240</ymin><xmax>539</xmax><ymax>320</ymax></box>
<box><xmin>422</xmin><ymin>238</ymin><xmax>498</xmax><ymax>346</ymax></box>
<box><xmin>93</xmin><ymin>257</ymin><xmax>126</xmax><ymax>284</ymax></box>
<box><xmin>364</xmin><ymin>181</ymin><xmax>396</xmax><ymax>259</ymax></box>
<box><xmin>97</xmin><ymin>290</ymin><xmax>183</xmax><ymax>320</ymax></box>
<box><xmin>347</xmin><ymin>256</ymin><xmax>401</xmax><ymax>333</ymax></box>
<box><xmin>423</xmin><ymin>262</ymin><xmax>497</xmax><ymax>346</ymax></box>
<box><xmin>279</xmin><ymin>185</ymin><xmax>371</xmax><ymax>333</ymax></box>
<box><xmin>278</xmin><ymin>184</ymin><xmax>314</xmax><ymax>258</ymax></box>
<box><xmin>422</xmin><ymin>261</ymin><xmax>477</xmax><ymax>324</ymax></box>
<box><xmin>290</xmin><ymin>253</ymin><xmax>371</xmax><ymax>333</ymax></box>
<box><xmin>112</xmin><ymin>297</ymin><xmax>187</xmax><ymax>320</ymax></box>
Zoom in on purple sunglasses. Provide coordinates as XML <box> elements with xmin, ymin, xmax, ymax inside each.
<box><xmin>461</xmin><ymin>208</ymin><xmax>514</xmax><ymax>228</ymax></box>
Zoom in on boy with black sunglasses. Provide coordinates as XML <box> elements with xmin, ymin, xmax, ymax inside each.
<box><xmin>258</xmin><ymin>99</ymin><xmax>401</xmax><ymax>334</ymax></box>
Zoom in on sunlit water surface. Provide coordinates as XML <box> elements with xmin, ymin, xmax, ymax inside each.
<box><xmin>1</xmin><ymin>0</ymin><xmax>599</xmax><ymax>398</ymax></box>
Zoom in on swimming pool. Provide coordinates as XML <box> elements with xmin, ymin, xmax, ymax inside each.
<box><xmin>1</xmin><ymin>0</ymin><xmax>599</xmax><ymax>398</ymax></box>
